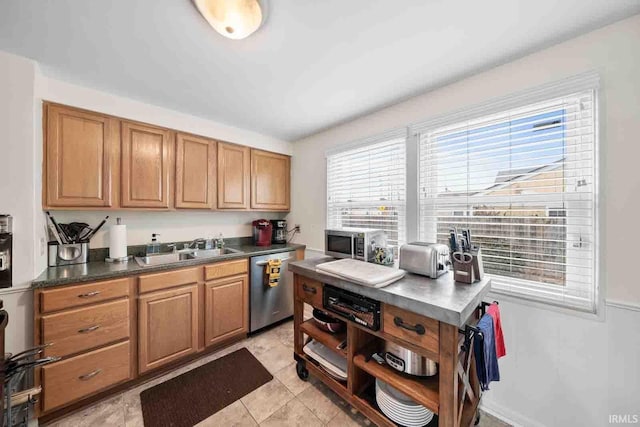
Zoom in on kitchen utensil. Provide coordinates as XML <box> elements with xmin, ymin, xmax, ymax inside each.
<box><xmin>84</xmin><ymin>215</ymin><xmax>109</xmax><ymax>241</ymax></box>
<box><xmin>312</xmin><ymin>308</ymin><xmax>345</xmax><ymax>333</ymax></box>
<box><xmin>46</xmin><ymin>212</ymin><xmax>67</xmax><ymax>243</ymax></box>
<box><xmin>399</xmin><ymin>242</ymin><xmax>450</xmax><ymax>278</ymax></box>
<box><xmin>384</xmin><ymin>341</ymin><xmax>438</xmax><ymax>377</ymax></box>
<box><xmin>47</xmin><ymin>222</ymin><xmax>63</xmax><ymax>245</ymax></box>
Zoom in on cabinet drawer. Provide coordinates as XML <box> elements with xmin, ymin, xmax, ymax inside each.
<box><xmin>204</xmin><ymin>259</ymin><xmax>248</xmax><ymax>281</ymax></box>
<box><xmin>41</xmin><ymin>299</ymin><xmax>130</xmax><ymax>358</ymax></box>
<box><xmin>41</xmin><ymin>340</ymin><xmax>131</xmax><ymax>412</ymax></box>
<box><xmin>40</xmin><ymin>278</ymin><xmax>130</xmax><ymax>313</ymax></box>
<box><xmin>138</xmin><ymin>267</ymin><xmax>200</xmax><ymax>294</ymax></box>
<box><xmin>383</xmin><ymin>304</ymin><xmax>439</xmax><ymax>353</ymax></box>
<box><xmin>295</xmin><ymin>276</ymin><xmax>322</xmax><ymax>307</ymax></box>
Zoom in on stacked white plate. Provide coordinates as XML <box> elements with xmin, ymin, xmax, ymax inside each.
<box><xmin>375</xmin><ymin>379</ymin><xmax>434</xmax><ymax>427</ymax></box>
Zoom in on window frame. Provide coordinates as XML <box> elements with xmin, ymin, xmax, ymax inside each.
<box><xmin>325</xmin><ymin>128</ymin><xmax>409</xmax><ymax>250</ymax></box>
<box><xmin>324</xmin><ymin>71</ymin><xmax>602</xmax><ymax>317</ymax></box>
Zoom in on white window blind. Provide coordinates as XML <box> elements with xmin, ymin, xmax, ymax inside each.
<box><xmin>327</xmin><ymin>135</ymin><xmax>407</xmax><ymax>248</ymax></box>
<box><xmin>418</xmin><ymin>89</ymin><xmax>597</xmax><ymax>312</ymax></box>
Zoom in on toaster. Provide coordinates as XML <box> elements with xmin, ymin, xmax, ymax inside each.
<box><xmin>399</xmin><ymin>242</ymin><xmax>450</xmax><ymax>278</ymax></box>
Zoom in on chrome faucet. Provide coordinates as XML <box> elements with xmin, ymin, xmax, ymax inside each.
<box><xmin>189</xmin><ymin>238</ymin><xmax>206</xmax><ymax>249</ymax></box>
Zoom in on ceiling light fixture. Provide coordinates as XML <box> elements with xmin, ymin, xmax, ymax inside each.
<box><xmin>193</xmin><ymin>0</ymin><xmax>263</xmax><ymax>40</ymax></box>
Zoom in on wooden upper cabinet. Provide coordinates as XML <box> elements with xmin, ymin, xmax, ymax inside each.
<box><xmin>251</xmin><ymin>149</ymin><xmax>291</xmax><ymax>211</ymax></box>
<box><xmin>175</xmin><ymin>133</ymin><xmax>216</xmax><ymax>209</ymax></box>
<box><xmin>121</xmin><ymin>121</ymin><xmax>173</xmax><ymax>208</ymax></box>
<box><xmin>44</xmin><ymin>104</ymin><xmax>118</xmax><ymax>208</ymax></box>
<box><xmin>217</xmin><ymin>142</ymin><xmax>250</xmax><ymax>209</ymax></box>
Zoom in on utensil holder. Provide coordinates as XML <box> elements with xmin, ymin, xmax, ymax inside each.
<box><xmin>48</xmin><ymin>242</ymin><xmax>89</xmax><ymax>267</ymax></box>
<box><xmin>451</xmin><ymin>249</ymin><xmax>484</xmax><ymax>284</ymax></box>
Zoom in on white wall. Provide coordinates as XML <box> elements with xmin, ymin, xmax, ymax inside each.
<box><xmin>0</xmin><ymin>50</ymin><xmax>294</xmax><ymax>355</ymax></box>
<box><xmin>0</xmin><ymin>51</ymin><xmax>38</xmax><ymax>353</ymax></box>
<box><xmin>288</xmin><ymin>14</ymin><xmax>640</xmax><ymax>427</ymax></box>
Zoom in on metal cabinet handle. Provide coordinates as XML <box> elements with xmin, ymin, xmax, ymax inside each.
<box><xmin>78</xmin><ymin>369</ymin><xmax>102</xmax><ymax>381</ymax></box>
<box><xmin>78</xmin><ymin>291</ymin><xmax>100</xmax><ymax>298</ymax></box>
<box><xmin>255</xmin><ymin>257</ymin><xmax>293</xmax><ymax>266</ymax></box>
<box><xmin>301</xmin><ymin>284</ymin><xmax>317</xmax><ymax>294</ymax></box>
<box><xmin>78</xmin><ymin>325</ymin><xmax>100</xmax><ymax>334</ymax></box>
<box><xmin>393</xmin><ymin>316</ymin><xmax>426</xmax><ymax>335</ymax></box>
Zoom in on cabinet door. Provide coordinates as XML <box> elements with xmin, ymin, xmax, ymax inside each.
<box><xmin>250</xmin><ymin>149</ymin><xmax>290</xmax><ymax>211</ymax></box>
<box><xmin>175</xmin><ymin>133</ymin><xmax>216</xmax><ymax>209</ymax></box>
<box><xmin>205</xmin><ymin>275</ymin><xmax>248</xmax><ymax>347</ymax></box>
<box><xmin>217</xmin><ymin>142</ymin><xmax>250</xmax><ymax>209</ymax></box>
<box><xmin>45</xmin><ymin>104</ymin><xmax>117</xmax><ymax>207</ymax></box>
<box><xmin>121</xmin><ymin>121</ymin><xmax>173</xmax><ymax>208</ymax></box>
<box><xmin>138</xmin><ymin>285</ymin><xmax>198</xmax><ymax>373</ymax></box>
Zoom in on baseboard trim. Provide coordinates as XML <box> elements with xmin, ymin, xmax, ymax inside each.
<box><xmin>480</xmin><ymin>399</ymin><xmax>545</xmax><ymax>427</ymax></box>
<box><xmin>606</xmin><ymin>299</ymin><xmax>640</xmax><ymax>312</ymax></box>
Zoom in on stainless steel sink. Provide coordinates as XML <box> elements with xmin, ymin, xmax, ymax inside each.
<box><xmin>182</xmin><ymin>247</ymin><xmax>244</xmax><ymax>259</ymax></box>
<box><xmin>135</xmin><ymin>247</ymin><xmax>244</xmax><ymax>267</ymax></box>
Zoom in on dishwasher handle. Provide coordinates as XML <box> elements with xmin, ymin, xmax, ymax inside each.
<box><xmin>255</xmin><ymin>256</ymin><xmax>293</xmax><ymax>266</ymax></box>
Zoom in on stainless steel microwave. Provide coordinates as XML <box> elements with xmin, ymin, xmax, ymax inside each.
<box><xmin>325</xmin><ymin>228</ymin><xmax>387</xmax><ymax>262</ymax></box>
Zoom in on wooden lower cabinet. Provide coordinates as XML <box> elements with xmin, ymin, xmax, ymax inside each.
<box><xmin>205</xmin><ymin>275</ymin><xmax>248</xmax><ymax>347</ymax></box>
<box><xmin>41</xmin><ymin>341</ymin><xmax>131</xmax><ymax>412</ymax></box>
<box><xmin>138</xmin><ymin>285</ymin><xmax>199</xmax><ymax>374</ymax></box>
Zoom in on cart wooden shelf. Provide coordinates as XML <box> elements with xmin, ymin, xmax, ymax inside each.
<box><xmin>292</xmin><ymin>272</ymin><xmax>483</xmax><ymax>427</ymax></box>
<box><xmin>299</xmin><ymin>319</ymin><xmax>347</xmax><ymax>357</ymax></box>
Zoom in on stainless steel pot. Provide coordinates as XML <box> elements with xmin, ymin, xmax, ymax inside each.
<box><xmin>384</xmin><ymin>341</ymin><xmax>437</xmax><ymax>377</ymax></box>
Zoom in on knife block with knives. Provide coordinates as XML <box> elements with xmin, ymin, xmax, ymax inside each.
<box><xmin>449</xmin><ymin>227</ymin><xmax>484</xmax><ymax>284</ymax></box>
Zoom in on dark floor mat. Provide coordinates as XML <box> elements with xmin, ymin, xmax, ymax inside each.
<box><xmin>140</xmin><ymin>347</ymin><xmax>272</xmax><ymax>427</ymax></box>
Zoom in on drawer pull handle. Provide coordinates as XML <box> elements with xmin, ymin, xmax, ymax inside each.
<box><xmin>78</xmin><ymin>291</ymin><xmax>101</xmax><ymax>298</ymax></box>
<box><xmin>78</xmin><ymin>325</ymin><xmax>100</xmax><ymax>333</ymax></box>
<box><xmin>302</xmin><ymin>284</ymin><xmax>317</xmax><ymax>294</ymax></box>
<box><xmin>78</xmin><ymin>369</ymin><xmax>102</xmax><ymax>381</ymax></box>
<box><xmin>393</xmin><ymin>316</ymin><xmax>426</xmax><ymax>335</ymax></box>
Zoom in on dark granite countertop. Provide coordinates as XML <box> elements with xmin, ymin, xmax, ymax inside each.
<box><xmin>289</xmin><ymin>257</ymin><xmax>491</xmax><ymax>327</ymax></box>
<box><xmin>33</xmin><ymin>243</ymin><xmax>305</xmax><ymax>288</ymax></box>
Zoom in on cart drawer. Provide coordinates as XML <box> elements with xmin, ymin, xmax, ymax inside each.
<box><xmin>41</xmin><ymin>340</ymin><xmax>131</xmax><ymax>412</ymax></box>
<box><xmin>39</xmin><ymin>278</ymin><xmax>130</xmax><ymax>313</ymax></box>
<box><xmin>296</xmin><ymin>276</ymin><xmax>323</xmax><ymax>307</ymax></box>
<box><xmin>41</xmin><ymin>299</ymin><xmax>130</xmax><ymax>358</ymax></box>
<box><xmin>383</xmin><ymin>304</ymin><xmax>439</xmax><ymax>353</ymax></box>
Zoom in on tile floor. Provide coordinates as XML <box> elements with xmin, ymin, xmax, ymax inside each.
<box><xmin>46</xmin><ymin>321</ymin><xmax>509</xmax><ymax>427</ymax></box>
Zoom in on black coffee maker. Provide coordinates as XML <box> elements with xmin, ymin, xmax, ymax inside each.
<box><xmin>270</xmin><ymin>220</ymin><xmax>287</xmax><ymax>244</ymax></box>
<box><xmin>0</xmin><ymin>215</ymin><xmax>12</xmax><ymax>288</ymax></box>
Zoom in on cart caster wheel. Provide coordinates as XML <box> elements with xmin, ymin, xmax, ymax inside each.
<box><xmin>296</xmin><ymin>361</ymin><xmax>309</xmax><ymax>381</ymax></box>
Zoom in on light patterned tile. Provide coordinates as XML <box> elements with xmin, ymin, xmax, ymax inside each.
<box><xmin>297</xmin><ymin>381</ymin><xmax>350</xmax><ymax>424</ymax></box>
<box><xmin>49</xmin><ymin>395</ymin><xmax>124</xmax><ymax>427</ymax></box>
<box><xmin>327</xmin><ymin>406</ymin><xmax>373</xmax><ymax>427</ymax></box>
<box><xmin>248</xmin><ymin>339</ymin><xmax>295</xmax><ymax>374</ymax></box>
<box><xmin>259</xmin><ymin>398</ymin><xmax>323</xmax><ymax>427</ymax></box>
<box><xmin>240</xmin><ymin>379</ymin><xmax>295</xmax><ymax>423</ymax></box>
<box><xmin>196</xmin><ymin>400</ymin><xmax>257</xmax><ymax>427</ymax></box>
<box><xmin>122</xmin><ymin>387</ymin><xmax>144</xmax><ymax>427</ymax></box>
<box><xmin>478</xmin><ymin>411</ymin><xmax>512</xmax><ymax>427</ymax></box>
<box><xmin>274</xmin><ymin>362</ymin><xmax>313</xmax><ymax>396</ymax></box>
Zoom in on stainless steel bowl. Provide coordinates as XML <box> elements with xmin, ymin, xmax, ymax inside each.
<box><xmin>384</xmin><ymin>341</ymin><xmax>438</xmax><ymax>377</ymax></box>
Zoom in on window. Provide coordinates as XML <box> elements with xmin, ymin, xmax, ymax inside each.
<box><xmin>417</xmin><ymin>88</ymin><xmax>597</xmax><ymax>312</ymax></box>
<box><xmin>327</xmin><ymin>133</ymin><xmax>407</xmax><ymax>248</ymax></box>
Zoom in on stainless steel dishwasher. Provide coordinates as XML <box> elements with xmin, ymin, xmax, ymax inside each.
<box><xmin>250</xmin><ymin>251</ymin><xmax>296</xmax><ymax>332</ymax></box>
